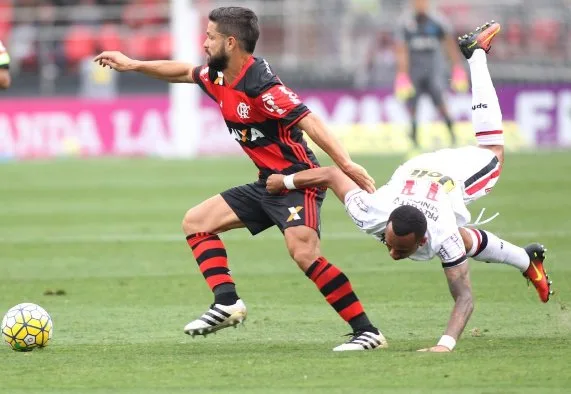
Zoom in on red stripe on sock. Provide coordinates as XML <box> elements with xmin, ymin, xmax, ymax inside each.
<box><xmin>315</xmin><ymin>266</ymin><xmax>339</xmax><ymax>289</ymax></box>
<box><xmin>191</xmin><ymin>239</ymin><xmax>225</xmax><ymax>257</ymax></box>
<box><xmin>309</xmin><ymin>259</ymin><xmax>329</xmax><ymax>281</ymax></box>
<box><xmin>198</xmin><ymin>257</ymin><xmax>228</xmax><ymax>273</ymax></box>
<box><xmin>476</xmin><ymin>130</ymin><xmax>503</xmax><ymax>136</ymax></box>
<box><xmin>206</xmin><ymin>274</ymin><xmax>234</xmax><ymax>289</ymax></box>
<box><xmin>186</xmin><ymin>232</ymin><xmax>214</xmax><ymax>248</ymax></box>
<box><xmin>469</xmin><ymin>228</ymin><xmax>482</xmax><ymax>252</ymax></box>
<box><xmin>325</xmin><ymin>281</ymin><xmax>354</xmax><ymax>304</ymax></box>
<box><xmin>338</xmin><ymin>301</ymin><xmax>365</xmax><ymax>321</ymax></box>
<box><xmin>186</xmin><ymin>233</ymin><xmax>233</xmax><ymax>291</ymax></box>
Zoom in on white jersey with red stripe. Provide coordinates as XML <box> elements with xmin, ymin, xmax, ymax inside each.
<box><xmin>344</xmin><ymin>178</ymin><xmax>466</xmax><ymax>267</ymax></box>
<box><xmin>344</xmin><ymin>146</ymin><xmax>501</xmax><ymax>267</ymax></box>
<box><xmin>392</xmin><ymin>146</ymin><xmax>501</xmax><ymax>223</ymax></box>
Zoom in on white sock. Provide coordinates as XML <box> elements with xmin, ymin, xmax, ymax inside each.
<box><xmin>465</xmin><ymin>228</ymin><xmax>530</xmax><ymax>272</ymax></box>
<box><xmin>468</xmin><ymin>49</ymin><xmax>504</xmax><ymax>145</ymax></box>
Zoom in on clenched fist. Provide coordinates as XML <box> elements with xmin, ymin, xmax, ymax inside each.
<box><xmin>266</xmin><ymin>174</ymin><xmax>286</xmax><ymax>194</ymax></box>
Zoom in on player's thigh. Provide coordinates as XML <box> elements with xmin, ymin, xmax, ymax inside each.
<box><xmin>220</xmin><ymin>183</ymin><xmax>275</xmax><ymax>236</ymax></box>
<box><xmin>262</xmin><ymin>187</ymin><xmax>325</xmax><ymax>235</ymax></box>
<box><xmin>455</xmin><ymin>146</ymin><xmax>502</xmax><ymax>203</ymax></box>
<box><xmin>182</xmin><ymin>194</ymin><xmax>245</xmax><ymax>235</ymax></box>
<box><xmin>262</xmin><ymin>188</ymin><xmax>325</xmax><ymax>268</ymax></box>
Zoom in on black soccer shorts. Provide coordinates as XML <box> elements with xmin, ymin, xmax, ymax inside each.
<box><xmin>221</xmin><ymin>182</ymin><xmax>325</xmax><ymax>236</ymax></box>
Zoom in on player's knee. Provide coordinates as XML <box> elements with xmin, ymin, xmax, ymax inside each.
<box><xmin>284</xmin><ymin>228</ymin><xmax>321</xmax><ymax>270</ymax></box>
<box><xmin>182</xmin><ymin>206</ymin><xmax>205</xmax><ymax>235</ymax></box>
<box><xmin>289</xmin><ymin>247</ymin><xmax>319</xmax><ymax>271</ymax></box>
<box><xmin>480</xmin><ymin>145</ymin><xmax>504</xmax><ymax>166</ymax></box>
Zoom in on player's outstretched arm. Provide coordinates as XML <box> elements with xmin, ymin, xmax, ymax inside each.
<box><xmin>94</xmin><ymin>51</ymin><xmax>195</xmax><ymax>83</ymax></box>
<box><xmin>266</xmin><ymin>167</ymin><xmax>359</xmax><ymax>203</ymax></box>
<box><xmin>297</xmin><ymin>113</ymin><xmax>375</xmax><ymax>193</ymax></box>
<box><xmin>420</xmin><ymin>262</ymin><xmax>474</xmax><ymax>352</ymax></box>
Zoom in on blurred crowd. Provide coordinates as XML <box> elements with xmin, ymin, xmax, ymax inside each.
<box><xmin>1</xmin><ymin>0</ymin><xmax>170</xmax><ymax>73</ymax></box>
<box><xmin>0</xmin><ymin>0</ymin><xmax>569</xmax><ymax>93</ymax></box>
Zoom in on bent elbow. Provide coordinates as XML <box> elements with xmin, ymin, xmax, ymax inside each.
<box><xmin>322</xmin><ymin>166</ymin><xmax>343</xmax><ymax>188</ymax></box>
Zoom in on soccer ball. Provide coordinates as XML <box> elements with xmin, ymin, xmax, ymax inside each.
<box><xmin>1</xmin><ymin>303</ymin><xmax>53</xmax><ymax>352</ymax></box>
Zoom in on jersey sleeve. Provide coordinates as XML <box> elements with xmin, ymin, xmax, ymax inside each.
<box><xmin>191</xmin><ymin>65</ymin><xmax>219</xmax><ymax>102</ymax></box>
<box><xmin>0</xmin><ymin>40</ymin><xmax>10</xmax><ymax>69</ymax></box>
<box><xmin>255</xmin><ymin>84</ymin><xmax>310</xmax><ymax>129</ymax></box>
<box><xmin>437</xmin><ymin>230</ymin><xmax>467</xmax><ymax>269</ymax></box>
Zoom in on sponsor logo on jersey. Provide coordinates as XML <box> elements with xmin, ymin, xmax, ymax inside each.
<box><xmin>262</xmin><ymin>93</ymin><xmax>286</xmax><ymax>115</ymax></box>
<box><xmin>200</xmin><ymin>67</ymin><xmax>209</xmax><ymax>83</ymax></box>
<box><xmin>229</xmin><ymin>127</ymin><xmax>265</xmax><ymax>142</ymax></box>
<box><xmin>214</xmin><ymin>71</ymin><xmax>224</xmax><ymax>85</ymax></box>
<box><xmin>287</xmin><ymin>206</ymin><xmax>303</xmax><ymax>222</ymax></box>
<box><xmin>236</xmin><ymin>102</ymin><xmax>251</xmax><ymax>119</ymax></box>
<box><xmin>278</xmin><ymin>86</ymin><xmax>301</xmax><ymax>105</ymax></box>
<box><xmin>392</xmin><ymin>196</ymin><xmax>440</xmax><ymax>221</ymax></box>
<box><xmin>472</xmin><ymin>103</ymin><xmax>488</xmax><ymax>110</ymax></box>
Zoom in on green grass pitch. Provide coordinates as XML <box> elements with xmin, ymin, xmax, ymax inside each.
<box><xmin>0</xmin><ymin>151</ymin><xmax>570</xmax><ymax>393</ymax></box>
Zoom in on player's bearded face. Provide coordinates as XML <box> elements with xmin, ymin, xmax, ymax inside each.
<box><xmin>207</xmin><ymin>45</ymin><xmax>230</xmax><ymax>71</ymax></box>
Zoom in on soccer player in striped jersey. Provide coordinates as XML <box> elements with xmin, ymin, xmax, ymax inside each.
<box><xmin>267</xmin><ymin>22</ymin><xmax>553</xmax><ymax>352</ymax></box>
<box><xmin>95</xmin><ymin>7</ymin><xmax>386</xmax><ymax>351</ymax></box>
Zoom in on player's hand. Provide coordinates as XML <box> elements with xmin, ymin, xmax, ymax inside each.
<box><xmin>94</xmin><ymin>51</ymin><xmax>138</xmax><ymax>72</ymax></box>
<box><xmin>266</xmin><ymin>174</ymin><xmax>286</xmax><ymax>194</ymax></box>
<box><xmin>417</xmin><ymin>345</ymin><xmax>452</xmax><ymax>353</ymax></box>
<box><xmin>341</xmin><ymin>161</ymin><xmax>375</xmax><ymax>194</ymax></box>
<box><xmin>451</xmin><ymin>65</ymin><xmax>468</xmax><ymax>93</ymax></box>
<box><xmin>394</xmin><ymin>72</ymin><xmax>415</xmax><ymax>101</ymax></box>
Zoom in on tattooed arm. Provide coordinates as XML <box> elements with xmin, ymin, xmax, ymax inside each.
<box><xmin>442</xmin><ymin>261</ymin><xmax>474</xmax><ymax>340</ymax></box>
<box><xmin>418</xmin><ymin>260</ymin><xmax>474</xmax><ymax>352</ymax></box>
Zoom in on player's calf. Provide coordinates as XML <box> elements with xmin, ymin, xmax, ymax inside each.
<box><xmin>463</xmin><ymin>229</ymin><xmax>554</xmax><ymax>302</ymax></box>
<box><xmin>461</xmin><ymin>21</ymin><xmax>505</xmax><ymax>164</ymax></box>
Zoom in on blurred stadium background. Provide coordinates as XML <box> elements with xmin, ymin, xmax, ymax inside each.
<box><xmin>2</xmin><ymin>2</ymin><xmax>571</xmax><ymax>391</ymax></box>
<box><xmin>0</xmin><ymin>0</ymin><xmax>570</xmax><ymax>159</ymax></box>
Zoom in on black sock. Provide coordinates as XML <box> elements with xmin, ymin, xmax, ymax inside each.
<box><xmin>348</xmin><ymin>312</ymin><xmax>378</xmax><ymax>333</ymax></box>
<box><xmin>213</xmin><ymin>283</ymin><xmax>239</xmax><ymax>305</ymax></box>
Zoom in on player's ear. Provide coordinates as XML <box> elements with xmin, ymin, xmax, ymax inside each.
<box><xmin>226</xmin><ymin>36</ymin><xmax>238</xmax><ymax>51</ymax></box>
<box><xmin>419</xmin><ymin>236</ymin><xmax>428</xmax><ymax>246</ymax></box>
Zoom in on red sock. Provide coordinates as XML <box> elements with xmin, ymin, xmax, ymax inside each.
<box><xmin>305</xmin><ymin>257</ymin><xmax>369</xmax><ymax>328</ymax></box>
<box><xmin>186</xmin><ymin>233</ymin><xmax>234</xmax><ymax>290</ymax></box>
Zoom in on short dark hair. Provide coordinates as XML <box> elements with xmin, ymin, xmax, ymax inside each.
<box><xmin>209</xmin><ymin>7</ymin><xmax>260</xmax><ymax>54</ymax></box>
<box><xmin>387</xmin><ymin>205</ymin><xmax>427</xmax><ymax>240</ymax></box>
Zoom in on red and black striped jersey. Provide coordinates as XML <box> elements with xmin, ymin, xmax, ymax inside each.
<box><xmin>192</xmin><ymin>56</ymin><xmax>320</xmax><ymax>181</ymax></box>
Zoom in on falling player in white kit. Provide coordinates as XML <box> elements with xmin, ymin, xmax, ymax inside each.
<box><xmin>266</xmin><ymin>21</ymin><xmax>553</xmax><ymax>352</ymax></box>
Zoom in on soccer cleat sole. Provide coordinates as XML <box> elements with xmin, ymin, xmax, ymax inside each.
<box><xmin>458</xmin><ymin>21</ymin><xmax>501</xmax><ymax>58</ymax></box>
<box><xmin>524</xmin><ymin>243</ymin><xmax>553</xmax><ymax>302</ymax></box>
<box><xmin>185</xmin><ymin>311</ymin><xmax>246</xmax><ymax>338</ymax></box>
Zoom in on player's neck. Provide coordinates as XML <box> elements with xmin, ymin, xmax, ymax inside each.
<box><xmin>222</xmin><ymin>53</ymin><xmax>252</xmax><ymax>85</ymax></box>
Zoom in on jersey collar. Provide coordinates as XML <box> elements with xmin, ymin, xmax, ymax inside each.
<box><xmin>226</xmin><ymin>55</ymin><xmax>255</xmax><ymax>89</ymax></box>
